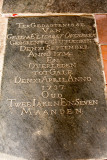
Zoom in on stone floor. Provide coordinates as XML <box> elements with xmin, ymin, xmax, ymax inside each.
<box><xmin>0</xmin><ymin>0</ymin><xmax>106</xmax><ymax>159</ymax></box>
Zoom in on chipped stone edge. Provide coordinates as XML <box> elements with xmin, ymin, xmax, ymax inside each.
<box><xmin>1</xmin><ymin>12</ymin><xmax>107</xmax><ymax>18</ymax></box>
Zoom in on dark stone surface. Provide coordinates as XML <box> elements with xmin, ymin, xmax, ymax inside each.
<box><xmin>0</xmin><ymin>16</ymin><xmax>107</xmax><ymax>160</ymax></box>
<box><xmin>2</xmin><ymin>0</ymin><xmax>107</xmax><ymax>13</ymax></box>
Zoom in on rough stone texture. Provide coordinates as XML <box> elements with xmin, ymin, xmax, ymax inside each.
<box><xmin>0</xmin><ymin>16</ymin><xmax>107</xmax><ymax>160</ymax></box>
<box><xmin>2</xmin><ymin>0</ymin><xmax>107</xmax><ymax>14</ymax></box>
<box><xmin>0</xmin><ymin>17</ymin><xmax>8</xmax><ymax>96</ymax></box>
<box><xmin>0</xmin><ymin>0</ymin><xmax>6</xmax><ymax>95</ymax></box>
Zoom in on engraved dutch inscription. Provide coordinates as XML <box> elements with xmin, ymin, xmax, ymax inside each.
<box><xmin>0</xmin><ymin>16</ymin><xmax>107</xmax><ymax>159</ymax></box>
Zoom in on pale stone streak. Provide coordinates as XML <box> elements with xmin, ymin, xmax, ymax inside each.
<box><xmin>0</xmin><ymin>153</ymin><xmax>27</xmax><ymax>160</ymax></box>
<box><xmin>0</xmin><ymin>16</ymin><xmax>7</xmax><ymax>97</ymax></box>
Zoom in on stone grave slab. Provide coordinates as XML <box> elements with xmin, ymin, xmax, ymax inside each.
<box><xmin>0</xmin><ymin>16</ymin><xmax>107</xmax><ymax>160</ymax></box>
<box><xmin>2</xmin><ymin>0</ymin><xmax>107</xmax><ymax>14</ymax></box>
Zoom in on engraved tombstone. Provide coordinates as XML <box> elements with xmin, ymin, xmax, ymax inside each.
<box><xmin>2</xmin><ymin>0</ymin><xmax>107</xmax><ymax>14</ymax></box>
<box><xmin>0</xmin><ymin>16</ymin><xmax>107</xmax><ymax>159</ymax></box>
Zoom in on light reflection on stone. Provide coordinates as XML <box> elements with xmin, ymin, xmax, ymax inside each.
<box><xmin>0</xmin><ymin>153</ymin><xmax>27</xmax><ymax>160</ymax></box>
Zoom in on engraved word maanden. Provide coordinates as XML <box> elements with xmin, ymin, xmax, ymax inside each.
<box><xmin>0</xmin><ymin>16</ymin><xmax>107</xmax><ymax>159</ymax></box>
